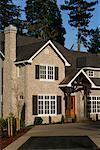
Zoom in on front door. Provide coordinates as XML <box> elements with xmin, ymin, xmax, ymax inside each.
<box><xmin>65</xmin><ymin>96</ymin><xmax>75</xmax><ymax>118</ymax></box>
<box><xmin>70</xmin><ymin>96</ymin><xmax>75</xmax><ymax>117</ymax></box>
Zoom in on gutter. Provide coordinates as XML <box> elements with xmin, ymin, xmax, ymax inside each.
<box><xmin>83</xmin><ymin>67</ymin><xmax>100</xmax><ymax>70</ymax></box>
<box><xmin>14</xmin><ymin>59</ymin><xmax>32</xmax><ymax>65</ymax></box>
<box><xmin>0</xmin><ymin>51</ymin><xmax>5</xmax><ymax>58</ymax></box>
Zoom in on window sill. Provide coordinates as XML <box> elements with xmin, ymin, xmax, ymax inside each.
<box><xmin>39</xmin><ymin>79</ymin><xmax>55</xmax><ymax>82</ymax></box>
<box><xmin>38</xmin><ymin>114</ymin><xmax>57</xmax><ymax>117</ymax></box>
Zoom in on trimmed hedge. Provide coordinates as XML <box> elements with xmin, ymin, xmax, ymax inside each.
<box><xmin>34</xmin><ymin>117</ymin><xmax>43</xmax><ymax>125</ymax></box>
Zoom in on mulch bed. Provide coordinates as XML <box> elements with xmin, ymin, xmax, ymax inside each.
<box><xmin>0</xmin><ymin>127</ymin><xmax>32</xmax><ymax>149</ymax></box>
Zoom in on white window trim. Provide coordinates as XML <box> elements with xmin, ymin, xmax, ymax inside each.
<box><xmin>87</xmin><ymin>95</ymin><xmax>100</xmax><ymax>114</ymax></box>
<box><xmin>38</xmin><ymin>94</ymin><xmax>57</xmax><ymax>116</ymax></box>
<box><xmin>39</xmin><ymin>64</ymin><xmax>55</xmax><ymax>81</ymax></box>
<box><xmin>88</xmin><ymin>70</ymin><xmax>94</xmax><ymax>78</ymax></box>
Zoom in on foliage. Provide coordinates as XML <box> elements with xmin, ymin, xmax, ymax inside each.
<box><xmin>0</xmin><ymin>0</ymin><xmax>23</xmax><ymax>33</ymax></box>
<box><xmin>49</xmin><ymin>116</ymin><xmax>52</xmax><ymax>124</ymax></box>
<box><xmin>61</xmin><ymin>0</ymin><xmax>98</xmax><ymax>51</ymax></box>
<box><xmin>7</xmin><ymin>113</ymin><xmax>15</xmax><ymax>125</ymax></box>
<box><xmin>61</xmin><ymin>115</ymin><xmax>64</xmax><ymax>123</ymax></box>
<box><xmin>34</xmin><ymin>117</ymin><xmax>43</xmax><ymax>125</ymax></box>
<box><xmin>88</xmin><ymin>27</ymin><xmax>100</xmax><ymax>53</ymax></box>
<box><xmin>0</xmin><ymin>117</ymin><xmax>7</xmax><ymax>129</ymax></box>
<box><xmin>25</xmin><ymin>0</ymin><xmax>66</xmax><ymax>45</ymax></box>
<box><xmin>72</xmin><ymin>115</ymin><xmax>77</xmax><ymax>123</ymax></box>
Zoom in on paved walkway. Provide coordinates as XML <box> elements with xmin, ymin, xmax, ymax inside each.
<box><xmin>3</xmin><ymin>122</ymin><xmax>100</xmax><ymax>150</ymax></box>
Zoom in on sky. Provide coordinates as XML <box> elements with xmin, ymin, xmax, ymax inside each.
<box><xmin>57</xmin><ymin>0</ymin><xmax>100</xmax><ymax>51</ymax></box>
<box><xmin>13</xmin><ymin>0</ymin><xmax>100</xmax><ymax>51</ymax></box>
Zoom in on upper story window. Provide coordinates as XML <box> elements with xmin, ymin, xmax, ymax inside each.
<box><xmin>35</xmin><ymin>65</ymin><xmax>58</xmax><ymax>81</ymax></box>
<box><xmin>88</xmin><ymin>70</ymin><xmax>94</xmax><ymax>77</ymax></box>
<box><xmin>40</xmin><ymin>65</ymin><xmax>54</xmax><ymax>80</ymax></box>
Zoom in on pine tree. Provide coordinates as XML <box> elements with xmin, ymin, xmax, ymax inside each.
<box><xmin>61</xmin><ymin>0</ymin><xmax>98</xmax><ymax>51</ymax></box>
<box><xmin>0</xmin><ymin>0</ymin><xmax>22</xmax><ymax>33</ymax></box>
<box><xmin>88</xmin><ymin>27</ymin><xmax>100</xmax><ymax>53</ymax></box>
<box><xmin>25</xmin><ymin>0</ymin><xmax>66</xmax><ymax>45</ymax></box>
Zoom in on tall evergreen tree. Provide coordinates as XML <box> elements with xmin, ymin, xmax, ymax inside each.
<box><xmin>25</xmin><ymin>0</ymin><xmax>66</xmax><ymax>45</ymax></box>
<box><xmin>0</xmin><ymin>0</ymin><xmax>22</xmax><ymax>33</ymax></box>
<box><xmin>88</xmin><ymin>27</ymin><xmax>100</xmax><ymax>53</ymax></box>
<box><xmin>61</xmin><ymin>0</ymin><xmax>98</xmax><ymax>51</ymax></box>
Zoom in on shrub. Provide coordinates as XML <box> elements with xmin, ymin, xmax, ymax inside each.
<box><xmin>72</xmin><ymin>115</ymin><xmax>77</xmax><ymax>123</ymax></box>
<box><xmin>61</xmin><ymin>115</ymin><xmax>64</xmax><ymax>124</ymax></box>
<box><xmin>49</xmin><ymin>116</ymin><xmax>51</xmax><ymax>124</ymax></box>
<box><xmin>0</xmin><ymin>117</ymin><xmax>7</xmax><ymax>131</ymax></box>
<box><xmin>34</xmin><ymin>117</ymin><xmax>43</xmax><ymax>125</ymax></box>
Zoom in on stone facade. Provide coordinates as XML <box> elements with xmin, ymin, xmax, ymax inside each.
<box><xmin>2</xmin><ymin>25</ymin><xmax>100</xmax><ymax>125</ymax></box>
<box><xmin>3</xmin><ymin>25</ymin><xmax>17</xmax><ymax>118</ymax></box>
<box><xmin>17</xmin><ymin>45</ymin><xmax>65</xmax><ymax>125</ymax></box>
<box><xmin>0</xmin><ymin>55</ymin><xmax>3</xmax><ymax>117</ymax></box>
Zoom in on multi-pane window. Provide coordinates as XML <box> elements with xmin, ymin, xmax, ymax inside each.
<box><xmin>88</xmin><ymin>70</ymin><xmax>94</xmax><ymax>77</ymax></box>
<box><xmin>39</xmin><ymin>65</ymin><xmax>54</xmax><ymax>80</ymax></box>
<box><xmin>48</xmin><ymin>66</ymin><xmax>54</xmax><ymax>79</ymax></box>
<box><xmin>39</xmin><ymin>66</ymin><xmax>46</xmax><ymax>79</ymax></box>
<box><xmin>87</xmin><ymin>96</ymin><xmax>100</xmax><ymax>114</ymax></box>
<box><xmin>38</xmin><ymin>95</ymin><xmax>56</xmax><ymax>115</ymax></box>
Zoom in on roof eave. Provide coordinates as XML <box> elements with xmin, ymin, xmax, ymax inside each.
<box><xmin>28</xmin><ymin>40</ymin><xmax>71</xmax><ymax>67</ymax></box>
<box><xmin>14</xmin><ymin>59</ymin><xmax>32</xmax><ymax>65</ymax></box>
<box><xmin>59</xmin><ymin>69</ymin><xmax>98</xmax><ymax>88</ymax></box>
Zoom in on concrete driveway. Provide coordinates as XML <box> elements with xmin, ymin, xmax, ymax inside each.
<box><xmin>3</xmin><ymin>122</ymin><xmax>100</xmax><ymax>150</ymax></box>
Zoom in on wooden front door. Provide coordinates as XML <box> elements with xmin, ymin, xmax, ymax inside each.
<box><xmin>65</xmin><ymin>96</ymin><xmax>75</xmax><ymax>117</ymax></box>
<box><xmin>70</xmin><ymin>96</ymin><xmax>75</xmax><ymax>117</ymax></box>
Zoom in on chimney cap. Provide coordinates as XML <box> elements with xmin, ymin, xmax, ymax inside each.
<box><xmin>4</xmin><ymin>25</ymin><xmax>17</xmax><ymax>33</ymax></box>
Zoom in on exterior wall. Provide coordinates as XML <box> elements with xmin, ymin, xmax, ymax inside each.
<box><xmin>74</xmin><ymin>90</ymin><xmax>85</xmax><ymax>121</ymax></box>
<box><xmin>89</xmin><ymin>89</ymin><xmax>100</xmax><ymax>120</ymax></box>
<box><xmin>94</xmin><ymin>71</ymin><xmax>100</xmax><ymax>78</ymax></box>
<box><xmin>24</xmin><ymin>45</ymin><xmax>65</xmax><ymax>125</ymax></box>
<box><xmin>90</xmin><ymin>89</ymin><xmax>100</xmax><ymax>95</ymax></box>
<box><xmin>86</xmin><ymin>70</ymin><xmax>100</xmax><ymax>78</ymax></box>
<box><xmin>75</xmin><ymin>89</ymin><xmax>100</xmax><ymax>121</ymax></box>
<box><xmin>3</xmin><ymin>25</ymin><xmax>17</xmax><ymax>118</ymax></box>
<box><xmin>0</xmin><ymin>56</ymin><xmax>3</xmax><ymax>117</ymax></box>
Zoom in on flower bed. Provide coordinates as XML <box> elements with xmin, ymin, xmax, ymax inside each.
<box><xmin>0</xmin><ymin>127</ymin><xmax>32</xmax><ymax>149</ymax></box>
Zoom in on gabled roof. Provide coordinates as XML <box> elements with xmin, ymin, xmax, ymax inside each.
<box><xmin>16</xmin><ymin>40</ymin><xmax>47</xmax><ymax>62</ymax></box>
<box><xmin>1</xmin><ymin>32</ymin><xmax>100</xmax><ymax>68</ymax></box>
<box><xmin>15</xmin><ymin>40</ymin><xmax>71</xmax><ymax>66</ymax></box>
<box><xmin>60</xmin><ymin>68</ymin><xmax>100</xmax><ymax>89</ymax></box>
<box><xmin>90</xmin><ymin>78</ymin><xmax>100</xmax><ymax>87</ymax></box>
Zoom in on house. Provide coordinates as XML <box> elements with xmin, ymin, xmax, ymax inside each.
<box><xmin>1</xmin><ymin>25</ymin><xmax>100</xmax><ymax>125</ymax></box>
<box><xmin>0</xmin><ymin>33</ymin><xmax>4</xmax><ymax>117</ymax></box>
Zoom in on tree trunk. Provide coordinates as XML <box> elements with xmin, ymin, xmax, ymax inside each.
<box><xmin>11</xmin><ymin>117</ymin><xmax>13</xmax><ymax>136</ymax></box>
<box><xmin>8</xmin><ymin>118</ymin><xmax>10</xmax><ymax>137</ymax></box>
<box><xmin>78</xmin><ymin>23</ymin><xmax>81</xmax><ymax>52</ymax></box>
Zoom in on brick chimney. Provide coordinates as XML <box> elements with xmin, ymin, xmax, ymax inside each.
<box><xmin>3</xmin><ymin>25</ymin><xmax>17</xmax><ymax>118</ymax></box>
